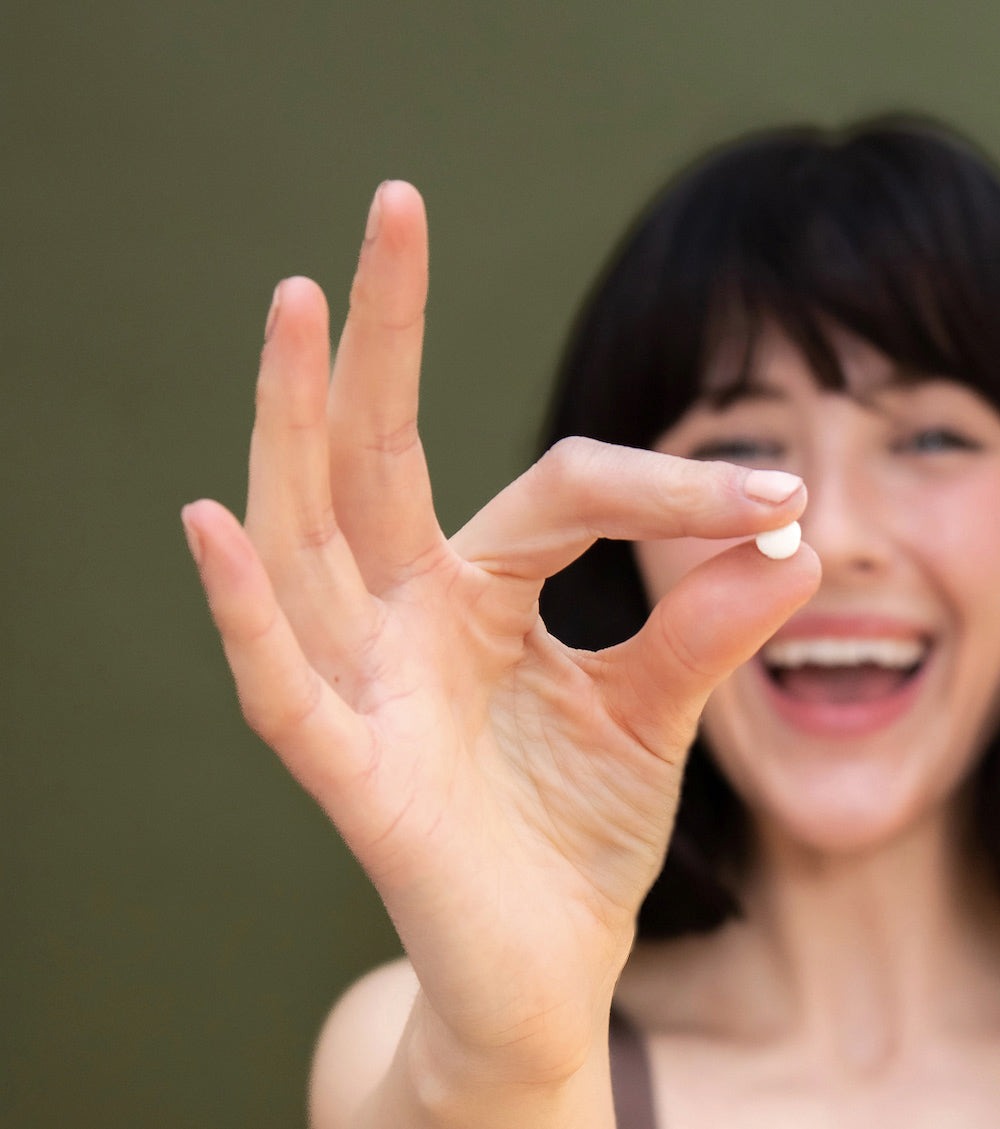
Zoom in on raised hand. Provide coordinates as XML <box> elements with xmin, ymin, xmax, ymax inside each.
<box><xmin>182</xmin><ymin>181</ymin><xmax>819</xmax><ymax>1088</ymax></box>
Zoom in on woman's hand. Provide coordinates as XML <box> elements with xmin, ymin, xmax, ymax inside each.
<box><xmin>182</xmin><ymin>181</ymin><xmax>819</xmax><ymax>1086</ymax></box>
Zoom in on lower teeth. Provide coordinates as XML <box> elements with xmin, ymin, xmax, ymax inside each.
<box><xmin>769</xmin><ymin>663</ymin><xmax>918</xmax><ymax>704</ymax></box>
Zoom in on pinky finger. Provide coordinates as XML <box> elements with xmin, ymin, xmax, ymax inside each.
<box><xmin>181</xmin><ymin>498</ymin><xmax>371</xmax><ymax>810</ymax></box>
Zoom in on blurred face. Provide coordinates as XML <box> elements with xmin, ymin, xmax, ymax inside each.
<box><xmin>635</xmin><ymin>324</ymin><xmax>1000</xmax><ymax>854</ymax></box>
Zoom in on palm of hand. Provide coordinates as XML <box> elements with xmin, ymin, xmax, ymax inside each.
<box><xmin>183</xmin><ymin>181</ymin><xmax>818</xmax><ymax>1074</ymax></box>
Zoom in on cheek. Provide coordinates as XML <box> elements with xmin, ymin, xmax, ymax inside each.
<box><xmin>919</xmin><ymin>479</ymin><xmax>1000</xmax><ymax>731</ymax></box>
<box><xmin>634</xmin><ymin>536</ymin><xmax>746</xmax><ymax>602</ymax></box>
<box><xmin>895</xmin><ymin>472</ymin><xmax>1000</xmax><ymax>603</ymax></box>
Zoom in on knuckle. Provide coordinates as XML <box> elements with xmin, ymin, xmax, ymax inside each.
<box><xmin>348</xmin><ymin>274</ymin><xmax>426</xmax><ymax>334</ymax></box>
<box><xmin>656</xmin><ymin>614</ymin><xmax>719</xmax><ymax>684</ymax></box>
<box><xmin>294</xmin><ymin>504</ymin><xmax>341</xmax><ymax>552</ymax></box>
<box><xmin>654</xmin><ymin>457</ymin><xmax>739</xmax><ymax>536</ymax></box>
<box><xmin>656</xmin><ymin>452</ymin><xmax>706</xmax><ymax>499</ymax></box>
<box><xmin>602</xmin><ymin>658</ymin><xmax>700</xmax><ymax>760</ymax></box>
<box><xmin>253</xmin><ymin>369</ymin><xmax>323</xmax><ymax>431</ymax></box>
<box><xmin>223</xmin><ymin>596</ymin><xmax>279</xmax><ymax>650</ymax></box>
<box><xmin>706</xmin><ymin>459</ymin><xmax>748</xmax><ymax>501</ymax></box>
<box><xmin>537</xmin><ymin>436</ymin><xmax>604</xmax><ymax>491</ymax></box>
<box><xmin>362</xmin><ymin>417</ymin><xmax>421</xmax><ymax>457</ymax></box>
<box><xmin>239</xmin><ymin>667</ymin><xmax>324</xmax><ymax>746</ymax></box>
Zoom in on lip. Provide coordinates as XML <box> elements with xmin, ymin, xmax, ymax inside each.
<box><xmin>766</xmin><ymin>613</ymin><xmax>932</xmax><ymax>643</ymax></box>
<box><xmin>755</xmin><ymin>613</ymin><xmax>936</xmax><ymax>738</ymax></box>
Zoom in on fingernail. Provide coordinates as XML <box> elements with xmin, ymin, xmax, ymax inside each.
<box><xmin>365</xmin><ymin>182</ymin><xmax>386</xmax><ymax>242</ymax></box>
<box><xmin>744</xmin><ymin>469</ymin><xmax>803</xmax><ymax>504</ymax></box>
<box><xmin>264</xmin><ymin>281</ymin><xmax>282</xmax><ymax>342</ymax></box>
<box><xmin>181</xmin><ymin>506</ymin><xmax>204</xmax><ymax>566</ymax></box>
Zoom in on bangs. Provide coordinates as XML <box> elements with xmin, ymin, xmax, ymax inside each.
<box><xmin>689</xmin><ymin>121</ymin><xmax>1000</xmax><ymax>408</ymax></box>
<box><xmin>543</xmin><ymin>116</ymin><xmax>1000</xmax><ymax>459</ymax></box>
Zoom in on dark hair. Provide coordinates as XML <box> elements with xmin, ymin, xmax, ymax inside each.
<box><xmin>538</xmin><ymin>114</ymin><xmax>1000</xmax><ymax>938</ymax></box>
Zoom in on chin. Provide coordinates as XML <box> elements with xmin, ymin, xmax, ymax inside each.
<box><xmin>745</xmin><ymin>760</ymin><xmax>948</xmax><ymax>860</ymax></box>
<box><xmin>699</xmin><ymin>653</ymin><xmax>982</xmax><ymax>862</ymax></box>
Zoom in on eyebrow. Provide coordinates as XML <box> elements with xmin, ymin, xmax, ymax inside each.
<box><xmin>699</xmin><ymin>363</ymin><xmax>932</xmax><ymax>411</ymax></box>
<box><xmin>699</xmin><ymin>380</ymin><xmax>788</xmax><ymax>410</ymax></box>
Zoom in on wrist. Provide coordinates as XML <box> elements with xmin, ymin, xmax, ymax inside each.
<box><xmin>386</xmin><ymin>991</ymin><xmax>616</xmax><ymax>1129</ymax></box>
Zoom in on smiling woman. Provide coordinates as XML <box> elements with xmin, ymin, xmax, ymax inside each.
<box><xmin>540</xmin><ymin>120</ymin><xmax>1000</xmax><ymax>951</ymax></box>
<box><xmin>185</xmin><ymin>116</ymin><xmax>1000</xmax><ymax>1129</ymax></box>
<box><xmin>638</xmin><ymin>348</ymin><xmax>1000</xmax><ymax>861</ymax></box>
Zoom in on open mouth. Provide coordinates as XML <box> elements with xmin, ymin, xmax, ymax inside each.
<box><xmin>759</xmin><ymin>637</ymin><xmax>929</xmax><ymax>706</ymax></box>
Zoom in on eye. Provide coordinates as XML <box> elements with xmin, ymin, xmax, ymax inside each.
<box><xmin>688</xmin><ymin>437</ymin><xmax>785</xmax><ymax>464</ymax></box>
<box><xmin>895</xmin><ymin>427</ymin><xmax>981</xmax><ymax>454</ymax></box>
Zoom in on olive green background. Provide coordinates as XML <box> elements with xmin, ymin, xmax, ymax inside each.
<box><xmin>7</xmin><ymin>2</ymin><xmax>1000</xmax><ymax>1125</ymax></box>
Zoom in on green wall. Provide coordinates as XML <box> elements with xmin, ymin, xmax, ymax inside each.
<box><xmin>7</xmin><ymin>2</ymin><xmax>1000</xmax><ymax>1124</ymax></box>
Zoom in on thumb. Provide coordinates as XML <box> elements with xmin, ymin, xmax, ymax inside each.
<box><xmin>600</xmin><ymin>540</ymin><xmax>821</xmax><ymax>754</ymax></box>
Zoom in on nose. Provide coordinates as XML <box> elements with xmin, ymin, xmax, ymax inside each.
<box><xmin>799</xmin><ymin>457</ymin><xmax>893</xmax><ymax>581</ymax></box>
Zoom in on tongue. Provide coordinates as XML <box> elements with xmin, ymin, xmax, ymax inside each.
<box><xmin>776</xmin><ymin>663</ymin><xmax>911</xmax><ymax>704</ymax></box>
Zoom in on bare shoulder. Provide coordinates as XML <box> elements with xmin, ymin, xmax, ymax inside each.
<box><xmin>309</xmin><ymin>957</ymin><xmax>419</xmax><ymax>1129</ymax></box>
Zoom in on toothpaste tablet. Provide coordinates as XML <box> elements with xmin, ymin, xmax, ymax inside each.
<box><xmin>755</xmin><ymin>520</ymin><xmax>801</xmax><ymax>560</ymax></box>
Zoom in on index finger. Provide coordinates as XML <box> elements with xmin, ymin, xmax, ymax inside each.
<box><xmin>451</xmin><ymin>437</ymin><xmax>807</xmax><ymax>581</ymax></box>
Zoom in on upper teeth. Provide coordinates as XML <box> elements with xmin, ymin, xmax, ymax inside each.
<box><xmin>761</xmin><ymin>637</ymin><xmax>927</xmax><ymax>669</ymax></box>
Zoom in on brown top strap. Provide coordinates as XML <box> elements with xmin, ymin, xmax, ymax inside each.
<box><xmin>609</xmin><ymin>1008</ymin><xmax>658</xmax><ymax>1129</ymax></box>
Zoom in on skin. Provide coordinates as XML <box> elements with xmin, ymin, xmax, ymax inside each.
<box><xmin>636</xmin><ymin>327</ymin><xmax>1000</xmax><ymax>856</ymax></box>
<box><xmin>183</xmin><ymin>183</ymin><xmax>817</xmax><ymax>1129</ymax></box>
<box><xmin>185</xmin><ymin>182</ymin><xmax>1000</xmax><ymax>1126</ymax></box>
<box><xmin>622</xmin><ymin>326</ymin><xmax>1000</xmax><ymax>1125</ymax></box>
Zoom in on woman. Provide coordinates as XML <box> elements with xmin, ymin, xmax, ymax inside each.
<box><xmin>183</xmin><ymin>116</ymin><xmax>1000</xmax><ymax>1126</ymax></box>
